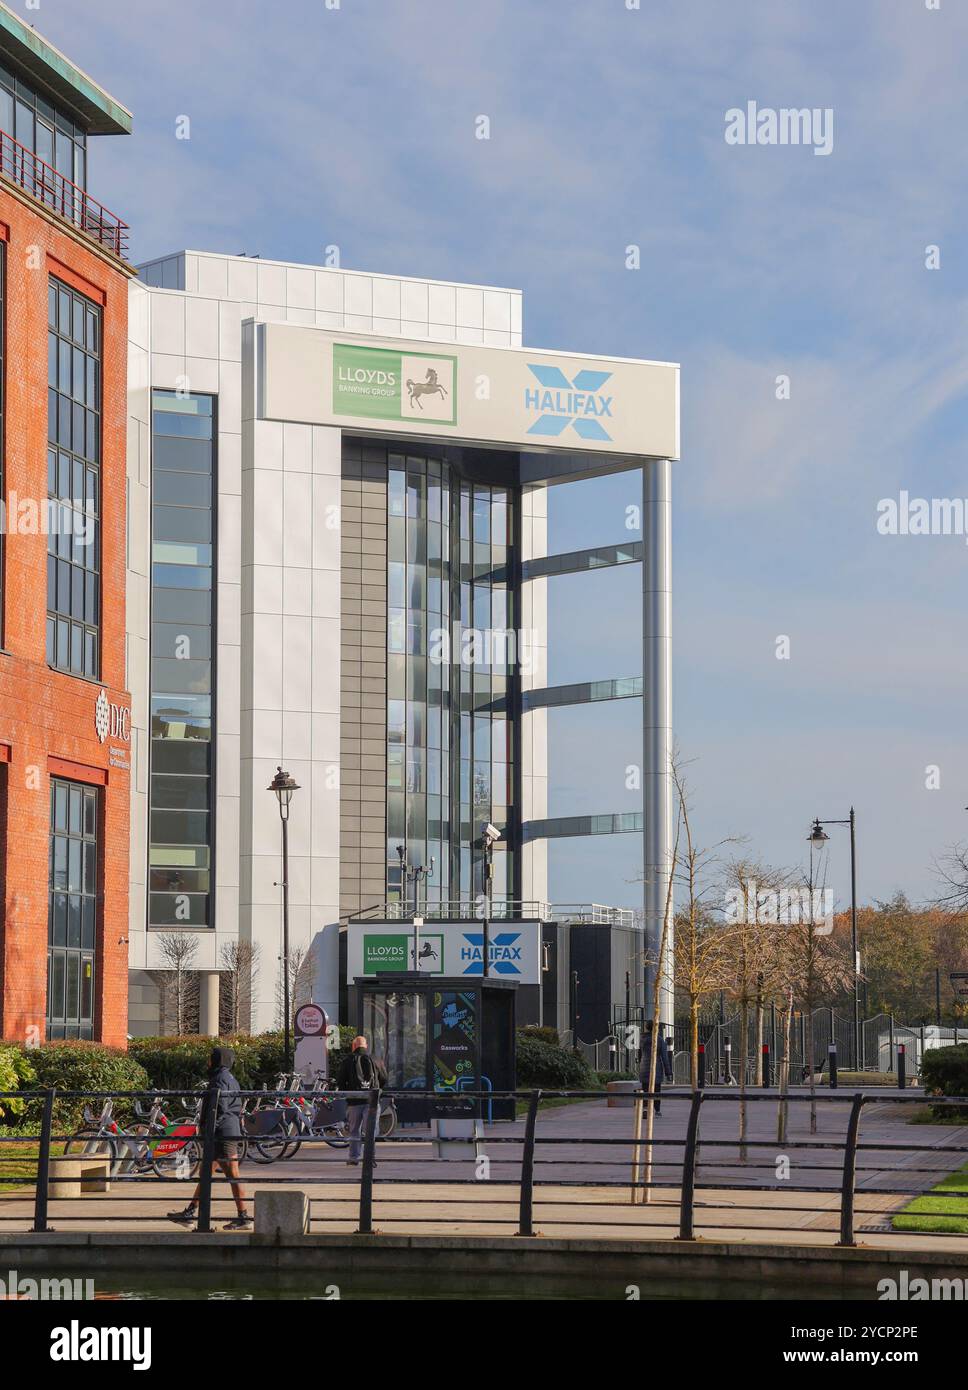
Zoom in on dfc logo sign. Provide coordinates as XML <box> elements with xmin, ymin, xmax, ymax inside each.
<box><xmin>94</xmin><ymin>688</ymin><xmax>130</xmax><ymax>744</ymax></box>
<box><xmin>524</xmin><ymin>364</ymin><xmax>614</xmax><ymax>442</ymax></box>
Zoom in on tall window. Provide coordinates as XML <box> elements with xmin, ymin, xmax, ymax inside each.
<box><xmin>386</xmin><ymin>453</ymin><xmax>512</xmax><ymax>909</ymax></box>
<box><xmin>0</xmin><ymin>61</ymin><xmax>88</xmax><ymax>196</ymax></box>
<box><xmin>46</xmin><ymin>277</ymin><xmax>101</xmax><ymax>678</ymax></box>
<box><xmin>47</xmin><ymin>778</ymin><xmax>98</xmax><ymax>1039</ymax></box>
<box><xmin>148</xmin><ymin>391</ymin><xmax>215</xmax><ymax>930</ymax></box>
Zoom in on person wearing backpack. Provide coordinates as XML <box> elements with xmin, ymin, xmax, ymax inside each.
<box><xmin>335</xmin><ymin>1035</ymin><xmax>388</xmax><ymax>1165</ymax></box>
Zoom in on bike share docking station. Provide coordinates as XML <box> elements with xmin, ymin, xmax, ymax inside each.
<box><xmin>353</xmin><ymin>973</ymin><xmax>517</xmax><ymax>1132</ymax></box>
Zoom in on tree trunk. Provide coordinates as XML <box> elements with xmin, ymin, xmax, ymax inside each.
<box><xmin>690</xmin><ymin>1000</ymin><xmax>699</xmax><ymax>1089</ymax></box>
<box><xmin>777</xmin><ymin>993</ymin><xmax>793</xmax><ymax>1144</ymax></box>
<box><xmin>755</xmin><ymin>998</ymin><xmax>764</xmax><ymax>1085</ymax></box>
<box><xmin>807</xmin><ymin>1011</ymin><xmax>817</xmax><ymax>1135</ymax></box>
<box><xmin>738</xmin><ymin>997</ymin><xmax>748</xmax><ymax>1159</ymax></box>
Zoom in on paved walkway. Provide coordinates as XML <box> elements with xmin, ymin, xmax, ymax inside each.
<box><xmin>2</xmin><ymin>1091</ymin><xmax>965</xmax><ymax>1250</ymax></box>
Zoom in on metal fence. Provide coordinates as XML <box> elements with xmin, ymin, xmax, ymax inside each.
<box><xmin>2</xmin><ymin>1085</ymin><xmax>967</xmax><ymax>1247</ymax></box>
<box><xmin>606</xmin><ymin>1007</ymin><xmax>967</xmax><ymax>1082</ymax></box>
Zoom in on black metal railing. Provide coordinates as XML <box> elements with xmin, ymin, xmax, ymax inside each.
<box><xmin>2</xmin><ymin>1086</ymin><xmax>967</xmax><ymax>1248</ymax></box>
<box><xmin>609</xmin><ymin>1007</ymin><xmax>968</xmax><ymax>1081</ymax></box>
<box><xmin>0</xmin><ymin>127</ymin><xmax>130</xmax><ymax>258</ymax></box>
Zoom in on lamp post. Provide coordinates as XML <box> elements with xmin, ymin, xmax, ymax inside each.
<box><xmin>808</xmin><ymin>809</ymin><xmax>859</xmax><ymax>1068</ymax></box>
<box><xmin>269</xmin><ymin>766</ymin><xmax>300</xmax><ymax>1071</ymax></box>
<box><xmin>396</xmin><ymin>845</ymin><xmax>434</xmax><ymax>970</ymax></box>
<box><xmin>481</xmin><ymin>824</ymin><xmax>501</xmax><ymax>978</ymax></box>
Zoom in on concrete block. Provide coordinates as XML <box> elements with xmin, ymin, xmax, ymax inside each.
<box><xmin>48</xmin><ymin>1157</ymin><xmax>111</xmax><ymax>1198</ymax></box>
<box><xmin>431</xmin><ymin>1118</ymin><xmax>485</xmax><ymax>1160</ymax></box>
<box><xmin>606</xmin><ymin>1080</ymin><xmax>641</xmax><ymax>1109</ymax></box>
<box><xmin>254</xmin><ymin>1190</ymin><xmax>310</xmax><ymax>1235</ymax></box>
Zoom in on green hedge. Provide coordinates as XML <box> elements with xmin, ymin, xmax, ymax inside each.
<box><xmin>129</xmin><ymin>1027</ymin><xmax>360</xmax><ymax>1093</ymax></box>
<box><xmin>921</xmin><ymin>1044</ymin><xmax>968</xmax><ymax>1119</ymax></box>
<box><xmin>517</xmin><ymin>1025</ymin><xmax>561</xmax><ymax>1049</ymax></box>
<box><xmin>17</xmin><ymin>1042</ymin><xmax>149</xmax><ymax>1130</ymax></box>
<box><xmin>514</xmin><ymin>1034</ymin><xmax>596</xmax><ymax>1090</ymax></box>
<box><xmin>128</xmin><ymin>1034</ymin><xmax>285</xmax><ymax>1092</ymax></box>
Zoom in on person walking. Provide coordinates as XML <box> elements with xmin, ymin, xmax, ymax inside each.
<box><xmin>167</xmin><ymin>1045</ymin><xmax>251</xmax><ymax>1230</ymax></box>
<box><xmin>638</xmin><ymin>1020</ymin><xmax>674</xmax><ymax>1116</ymax></box>
<box><xmin>335</xmin><ymin>1035</ymin><xmax>387</xmax><ymax>1165</ymax></box>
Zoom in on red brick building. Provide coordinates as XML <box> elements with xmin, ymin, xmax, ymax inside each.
<box><xmin>0</xmin><ymin>8</ymin><xmax>133</xmax><ymax>1044</ymax></box>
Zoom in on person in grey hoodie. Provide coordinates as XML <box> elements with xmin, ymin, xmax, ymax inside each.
<box><xmin>167</xmin><ymin>1046</ymin><xmax>251</xmax><ymax>1230</ymax></box>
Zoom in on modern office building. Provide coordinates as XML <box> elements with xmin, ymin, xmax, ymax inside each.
<box><xmin>126</xmin><ymin>250</ymin><xmax>678</xmax><ymax>1039</ymax></box>
<box><xmin>0</xmin><ymin>4</ymin><xmax>133</xmax><ymax>1044</ymax></box>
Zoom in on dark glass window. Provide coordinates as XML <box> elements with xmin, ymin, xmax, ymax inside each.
<box><xmin>385</xmin><ymin>454</ymin><xmax>513</xmax><ymax>910</ymax></box>
<box><xmin>47</xmin><ymin>779</ymin><xmax>97</xmax><ymax>1039</ymax></box>
<box><xmin>148</xmin><ymin>391</ymin><xmax>216</xmax><ymax>931</ymax></box>
<box><xmin>0</xmin><ymin>63</ymin><xmax>88</xmax><ymax>202</ymax></box>
<box><xmin>46</xmin><ymin>278</ymin><xmax>100</xmax><ymax>678</ymax></box>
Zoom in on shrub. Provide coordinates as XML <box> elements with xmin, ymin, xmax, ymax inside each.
<box><xmin>517</xmin><ymin>1025</ymin><xmax>560</xmax><ymax>1048</ymax></box>
<box><xmin>0</xmin><ymin>1045</ymin><xmax>36</xmax><ymax>1123</ymax></box>
<box><xmin>20</xmin><ymin>1042</ymin><xmax>149</xmax><ymax>1130</ymax></box>
<box><xmin>128</xmin><ymin>1030</ymin><xmax>356</xmax><ymax>1093</ymax></box>
<box><xmin>129</xmin><ymin>1033</ymin><xmax>286</xmax><ymax>1092</ymax></box>
<box><xmin>514</xmin><ymin>1034</ymin><xmax>596</xmax><ymax>1090</ymax></box>
<box><xmin>921</xmin><ymin>1044</ymin><xmax>968</xmax><ymax>1119</ymax></box>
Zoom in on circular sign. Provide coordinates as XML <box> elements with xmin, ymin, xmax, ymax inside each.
<box><xmin>294</xmin><ymin>1004</ymin><xmax>327</xmax><ymax>1036</ymax></box>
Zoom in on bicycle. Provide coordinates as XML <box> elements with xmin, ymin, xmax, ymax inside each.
<box><xmin>64</xmin><ymin>1097</ymin><xmax>204</xmax><ymax>1180</ymax></box>
<box><xmin>242</xmin><ymin>1072</ymin><xmax>395</xmax><ymax>1160</ymax></box>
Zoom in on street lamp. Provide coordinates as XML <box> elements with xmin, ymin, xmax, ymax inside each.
<box><xmin>269</xmin><ymin>766</ymin><xmax>300</xmax><ymax>1071</ymax></box>
<box><xmin>481</xmin><ymin>823</ymin><xmax>501</xmax><ymax>978</ymax></box>
<box><xmin>396</xmin><ymin>845</ymin><xmax>435</xmax><ymax>971</ymax></box>
<box><xmin>807</xmin><ymin>809</ymin><xmax>859</xmax><ymax>1068</ymax></box>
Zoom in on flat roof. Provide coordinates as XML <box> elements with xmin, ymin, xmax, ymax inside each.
<box><xmin>0</xmin><ymin>1</ymin><xmax>131</xmax><ymax>135</ymax></box>
<box><xmin>140</xmin><ymin>249</ymin><xmax>522</xmax><ymax>298</ymax></box>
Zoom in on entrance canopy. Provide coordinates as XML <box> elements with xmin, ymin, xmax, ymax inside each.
<box><xmin>256</xmin><ymin>322</ymin><xmax>679</xmax><ymax>461</ymax></box>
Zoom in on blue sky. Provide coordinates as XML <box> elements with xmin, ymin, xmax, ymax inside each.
<box><xmin>38</xmin><ymin>0</ymin><xmax>968</xmax><ymax>912</ymax></box>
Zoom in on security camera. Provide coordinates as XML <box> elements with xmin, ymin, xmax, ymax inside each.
<box><xmin>483</xmin><ymin>823</ymin><xmax>501</xmax><ymax>843</ymax></box>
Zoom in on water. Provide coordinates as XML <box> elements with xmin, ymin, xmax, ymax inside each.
<box><xmin>84</xmin><ymin>1271</ymin><xmax>872</xmax><ymax>1300</ymax></box>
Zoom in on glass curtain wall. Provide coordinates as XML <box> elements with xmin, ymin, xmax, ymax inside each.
<box><xmin>387</xmin><ymin>453</ymin><xmax>512</xmax><ymax>912</ymax></box>
<box><xmin>148</xmin><ymin>391</ymin><xmax>215</xmax><ymax>930</ymax></box>
<box><xmin>0</xmin><ymin>62</ymin><xmax>88</xmax><ymax>211</ymax></box>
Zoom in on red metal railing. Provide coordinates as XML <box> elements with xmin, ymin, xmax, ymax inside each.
<box><xmin>0</xmin><ymin>126</ymin><xmax>129</xmax><ymax>259</ymax></box>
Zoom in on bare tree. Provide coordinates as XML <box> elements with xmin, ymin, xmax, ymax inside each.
<box><xmin>934</xmin><ymin>844</ymin><xmax>968</xmax><ymax>914</ymax></box>
<box><xmin>773</xmin><ymin>858</ymin><xmax>853</xmax><ymax>1135</ymax></box>
<box><xmin>720</xmin><ymin>857</ymin><xmax>791</xmax><ymax>1156</ymax></box>
<box><xmin>219</xmin><ymin>940</ymin><xmax>261</xmax><ymax>1034</ymax></box>
<box><xmin>275</xmin><ymin>944</ymin><xmax>317</xmax><ymax>1029</ymax></box>
<box><xmin>671</xmin><ymin>768</ymin><xmax>744</xmax><ymax>1089</ymax></box>
<box><xmin>153</xmin><ymin>932</ymin><xmax>199</xmax><ymax>1036</ymax></box>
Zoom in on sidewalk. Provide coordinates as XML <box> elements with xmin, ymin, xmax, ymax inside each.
<box><xmin>1</xmin><ymin>1092</ymin><xmax>963</xmax><ymax>1251</ymax></box>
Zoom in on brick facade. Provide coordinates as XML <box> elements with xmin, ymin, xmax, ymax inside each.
<box><xmin>0</xmin><ymin>183</ymin><xmax>132</xmax><ymax>1047</ymax></box>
